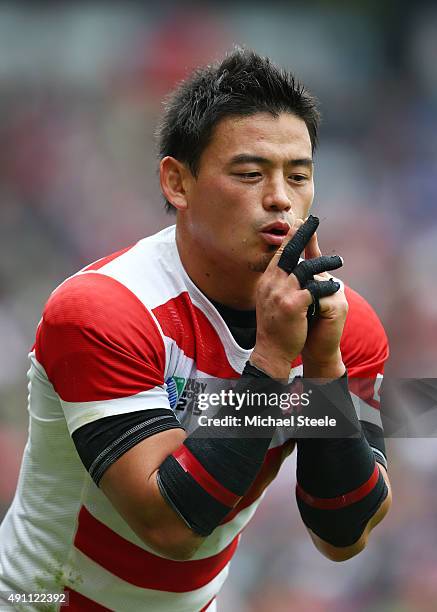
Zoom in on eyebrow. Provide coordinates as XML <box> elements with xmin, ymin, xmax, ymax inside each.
<box><xmin>228</xmin><ymin>154</ymin><xmax>313</xmax><ymax>167</ymax></box>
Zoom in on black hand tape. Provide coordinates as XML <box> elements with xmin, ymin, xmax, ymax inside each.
<box><xmin>306</xmin><ymin>278</ymin><xmax>341</xmax><ymax>318</ymax></box>
<box><xmin>293</xmin><ymin>255</ymin><xmax>343</xmax><ymax>288</ymax></box>
<box><xmin>277</xmin><ymin>215</ymin><xmax>319</xmax><ymax>274</ymax></box>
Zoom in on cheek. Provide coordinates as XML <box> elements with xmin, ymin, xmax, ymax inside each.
<box><xmin>192</xmin><ymin>178</ymin><xmax>257</xmax><ymax>241</ymax></box>
<box><xmin>296</xmin><ymin>183</ymin><xmax>314</xmax><ymax>213</ymax></box>
<box><xmin>308</xmin><ymin>182</ymin><xmax>315</xmax><ymax>201</ymax></box>
<box><xmin>203</xmin><ymin>185</ymin><xmax>252</xmax><ymax>227</ymax></box>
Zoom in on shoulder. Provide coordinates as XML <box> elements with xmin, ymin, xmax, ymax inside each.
<box><xmin>36</xmin><ymin>272</ymin><xmax>166</xmax><ymax>401</ymax></box>
<box><xmin>41</xmin><ymin>271</ymin><xmax>160</xmax><ymax>342</ymax></box>
<box><xmin>40</xmin><ymin>224</ymin><xmax>181</xmax><ymax>338</ymax></box>
<box><xmin>341</xmin><ymin>285</ymin><xmax>389</xmax><ymax>376</ymax></box>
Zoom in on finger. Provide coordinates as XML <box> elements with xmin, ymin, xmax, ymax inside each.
<box><xmin>305</xmin><ymin>278</ymin><xmax>341</xmax><ymax>318</ymax></box>
<box><xmin>277</xmin><ymin>215</ymin><xmax>319</xmax><ymax>273</ymax></box>
<box><xmin>304</xmin><ymin>229</ymin><xmax>322</xmax><ymax>261</ymax></box>
<box><xmin>293</xmin><ymin>255</ymin><xmax>343</xmax><ymax>288</ymax></box>
<box><xmin>266</xmin><ymin>218</ymin><xmax>302</xmax><ymax>275</ymax></box>
<box><xmin>306</xmin><ymin>278</ymin><xmax>341</xmax><ymax>300</ymax></box>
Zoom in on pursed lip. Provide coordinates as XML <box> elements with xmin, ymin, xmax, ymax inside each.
<box><xmin>259</xmin><ymin>221</ymin><xmax>290</xmax><ymax>246</ymax></box>
<box><xmin>259</xmin><ymin>220</ymin><xmax>291</xmax><ymax>235</ymax></box>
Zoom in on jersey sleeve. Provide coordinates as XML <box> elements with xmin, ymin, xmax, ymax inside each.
<box><xmin>35</xmin><ymin>272</ymin><xmax>172</xmax><ymax>435</ymax></box>
<box><xmin>341</xmin><ymin>286</ymin><xmax>389</xmax><ymax>441</ymax></box>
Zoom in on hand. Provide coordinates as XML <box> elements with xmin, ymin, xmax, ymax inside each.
<box><xmin>301</xmin><ymin>230</ymin><xmax>348</xmax><ymax>379</ymax></box>
<box><xmin>251</xmin><ymin>216</ymin><xmax>343</xmax><ymax>379</ymax></box>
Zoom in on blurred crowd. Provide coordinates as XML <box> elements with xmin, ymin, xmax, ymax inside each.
<box><xmin>1</xmin><ymin>3</ymin><xmax>437</xmax><ymax>610</ymax></box>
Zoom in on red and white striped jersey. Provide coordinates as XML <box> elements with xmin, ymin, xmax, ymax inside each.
<box><xmin>0</xmin><ymin>225</ymin><xmax>388</xmax><ymax>611</ymax></box>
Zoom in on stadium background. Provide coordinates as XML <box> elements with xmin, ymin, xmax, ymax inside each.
<box><xmin>1</xmin><ymin>2</ymin><xmax>437</xmax><ymax>610</ymax></box>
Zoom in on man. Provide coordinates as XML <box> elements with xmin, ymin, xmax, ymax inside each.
<box><xmin>0</xmin><ymin>49</ymin><xmax>391</xmax><ymax>611</ymax></box>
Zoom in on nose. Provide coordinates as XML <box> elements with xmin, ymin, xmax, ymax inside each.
<box><xmin>262</xmin><ymin>178</ymin><xmax>291</xmax><ymax>213</ymax></box>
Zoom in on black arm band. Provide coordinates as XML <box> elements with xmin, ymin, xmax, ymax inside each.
<box><xmin>296</xmin><ymin>374</ymin><xmax>389</xmax><ymax>547</ymax></box>
<box><xmin>157</xmin><ymin>362</ymin><xmax>284</xmax><ymax>536</ymax></box>
<box><xmin>72</xmin><ymin>408</ymin><xmax>183</xmax><ymax>485</ymax></box>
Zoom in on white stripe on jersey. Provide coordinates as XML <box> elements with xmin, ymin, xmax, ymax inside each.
<box><xmin>83</xmin><ymin>476</ymin><xmax>264</xmax><ymax>560</ymax></box>
<box><xmin>61</xmin><ymin>387</ymin><xmax>171</xmax><ymax>434</ymax></box>
<box><xmin>65</xmin><ymin>547</ymin><xmax>230</xmax><ymax>612</ymax></box>
<box><xmin>351</xmin><ymin>393</ymin><xmax>383</xmax><ymax>429</ymax></box>
<box><xmin>91</xmin><ymin>226</ymin><xmax>186</xmax><ymax>311</ymax></box>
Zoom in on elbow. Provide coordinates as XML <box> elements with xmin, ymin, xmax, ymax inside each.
<box><xmin>310</xmin><ymin>491</ymin><xmax>393</xmax><ymax>563</ymax></box>
<box><xmin>318</xmin><ymin>538</ymin><xmax>367</xmax><ymax>563</ymax></box>
<box><xmin>163</xmin><ymin>540</ymin><xmax>202</xmax><ymax>561</ymax></box>
<box><xmin>139</xmin><ymin>526</ymin><xmax>204</xmax><ymax>561</ymax></box>
<box><xmin>310</xmin><ymin>529</ymin><xmax>367</xmax><ymax>562</ymax></box>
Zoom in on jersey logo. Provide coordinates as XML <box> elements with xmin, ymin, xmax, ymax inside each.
<box><xmin>165</xmin><ymin>376</ymin><xmax>187</xmax><ymax>409</ymax></box>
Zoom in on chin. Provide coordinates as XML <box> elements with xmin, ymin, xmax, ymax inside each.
<box><xmin>248</xmin><ymin>251</ymin><xmax>275</xmax><ymax>273</ymax></box>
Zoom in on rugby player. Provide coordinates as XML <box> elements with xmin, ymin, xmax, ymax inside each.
<box><xmin>0</xmin><ymin>49</ymin><xmax>391</xmax><ymax>611</ymax></box>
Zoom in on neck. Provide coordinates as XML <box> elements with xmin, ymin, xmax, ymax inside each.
<box><xmin>176</xmin><ymin>227</ymin><xmax>259</xmax><ymax>310</ymax></box>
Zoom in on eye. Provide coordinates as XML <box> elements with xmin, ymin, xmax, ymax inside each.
<box><xmin>234</xmin><ymin>172</ymin><xmax>262</xmax><ymax>179</ymax></box>
<box><xmin>289</xmin><ymin>174</ymin><xmax>308</xmax><ymax>183</ymax></box>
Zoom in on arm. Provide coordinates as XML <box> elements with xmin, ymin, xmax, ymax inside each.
<box><xmin>99</xmin><ymin>427</ymin><xmax>205</xmax><ymax>561</ymax></box>
<box><xmin>294</xmin><ymin>376</ymin><xmax>392</xmax><ymax>561</ymax></box>
<box><xmin>98</xmin><ymin>367</ymin><xmax>286</xmax><ymax>559</ymax></box>
<box><xmin>81</xmin><ymin>362</ymin><xmax>286</xmax><ymax>560</ymax></box>
<box><xmin>36</xmin><ymin>272</ymin><xmax>204</xmax><ymax>560</ymax></box>
<box><xmin>294</xmin><ymin>235</ymin><xmax>392</xmax><ymax>561</ymax></box>
<box><xmin>308</xmin><ymin>465</ymin><xmax>391</xmax><ymax>562</ymax></box>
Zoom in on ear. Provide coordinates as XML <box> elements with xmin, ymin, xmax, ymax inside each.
<box><xmin>159</xmin><ymin>156</ymin><xmax>192</xmax><ymax>211</ymax></box>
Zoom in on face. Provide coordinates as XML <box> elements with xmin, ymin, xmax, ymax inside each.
<box><xmin>182</xmin><ymin>112</ymin><xmax>314</xmax><ymax>273</ymax></box>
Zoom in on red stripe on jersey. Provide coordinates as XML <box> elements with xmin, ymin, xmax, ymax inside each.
<box><xmin>201</xmin><ymin>596</ymin><xmax>216</xmax><ymax>611</ymax></box>
<box><xmin>63</xmin><ymin>588</ymin><xmax>111</xmax><ymax>611</ymax></box>
<box><xmin>221</xmin><ymin>440</ymin><xmax>295</xmax><ymax>524</ymax></box>
<box><xmin>74</xmin><ymin>506</ymin><xmax>239</xmax><ymax>592</ymax></box>
<box><xmin>296</xmin><ymin>463</ymin><xmax>380</xmax><ymax>510</ymax></box>
<box><xmin>82</xmin><ymin>246</ymin><xmax>134</xmax><ymax>271</ymax></box>
<box><xmin>153</xmin><ymin>293</ymin><xmax>239</xmax><ymax>378</ymax></box>
<box><xmin>291</xmin><ymin>355</ymin><xmax>302</xmax><ymax>370</ymax></box>
<box><xmin>36</xmin><ymin>273</ymin><xmax>165</xmax><ymax>402</ymax></box>
<box><xmin>173</xmin><ymin>445</ymin><xmax>242</xmax><ymax>508</ymax></box>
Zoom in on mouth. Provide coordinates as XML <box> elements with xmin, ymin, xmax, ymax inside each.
<box><xmin>259</xmin><ymin>221</ymin><xmax>290</xmax><ymax>246</ymax></box>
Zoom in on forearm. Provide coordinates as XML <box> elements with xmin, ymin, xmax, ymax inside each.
<box><xmin>295</xmin><ymin>373</ymin><xmax>390</xmax><ymax>557</ymax></box>
<box><xmin>157</xmin><ymin>362</ymin><xmax>282</xmax><ymax>537</ymax></box>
